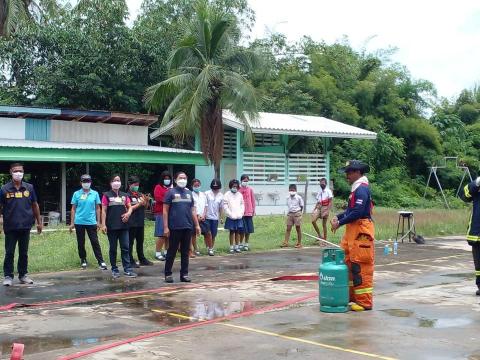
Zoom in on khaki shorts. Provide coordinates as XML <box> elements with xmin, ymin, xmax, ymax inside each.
<box><xmin>287</xmin><ymin>211</ymin><xmax>303</xmax><ymax>226</ymax></box>
<box><xmin>311</xmin><ymin>206</ymin><xmax>330</xmax><ymax>222</ymax></box>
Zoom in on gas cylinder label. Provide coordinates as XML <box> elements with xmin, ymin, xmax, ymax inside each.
<box><xmin>319</xmin><ymin>273</ymin><xmax>335</xmax><ymax>282</ymax></box>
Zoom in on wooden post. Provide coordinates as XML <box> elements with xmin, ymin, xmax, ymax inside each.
<box><xmin>303</xmin><ymin>180</ymin><xmax>309</xmax><ymax>214</ymax></box>
<box><xmin>61</xmin><ymin>162</ymin><xmax>66</xmax><ymax>223</ymax></box>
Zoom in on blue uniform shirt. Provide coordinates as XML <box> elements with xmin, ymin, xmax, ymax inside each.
<box><xmin>0</xmin><ymin>181</ymin><xmax>38</xmax><ymax>232</ymax></box>
<box><xmin>337</xmin><ymin>184</ymin><xmax>372</xmax><ymax>226</ymax></box>
<box><xmin>71</xmin><ymin>189</ymin><xmax>101</xmax><ymax>225</ymax></box>
<box><xmin>164</xmin><ymin>187</ymin><xmax>194</xmax><ymax>230</ymax></box>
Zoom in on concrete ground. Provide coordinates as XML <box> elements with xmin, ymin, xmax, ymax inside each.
<box><xmin>1</xmin><ymin>236</ymin><xmax>480</xmax><ymax>360</ymax></box>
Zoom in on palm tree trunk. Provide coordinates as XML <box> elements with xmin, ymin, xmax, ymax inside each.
<box><xmin>201</xmin><ymin>100</ymin><xmax>223</xmax><ymax>180</ymax></box>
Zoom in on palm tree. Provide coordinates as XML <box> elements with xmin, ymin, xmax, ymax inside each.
<box><xmin>0</xmin><ymin>0</ymin><xmax>58</xmax><ymax>37</ymax></box>
<box><xmin>144</xmin><ymin>0</ymin><xmax>260</xmax><ymax>178</ymax></box>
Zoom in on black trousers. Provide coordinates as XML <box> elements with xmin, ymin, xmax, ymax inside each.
<box><xmin>107</xmin><ymin>229</ymin><xmax>131</xmax><ymax>272</ymax></box>
<box><xmin>164</xmin><ymin>229</ymin><xmax>192</xmax><ymax>277</ymax></box>
<box><xmin>3</xmin><ymin>229</ymin><xmax>30</xmax><ymax>278</ymax></box>
<box><xmin>128</xmin><ymin>226</ymin><xmax>146</xmax><ymax>262</ymax></box>
<box><xmin>75</xmin><ymin>224</ymin><xmax>104</xmax><ymax>263</ymax></box>
<box><xmin>472</xmin><ymin>242</ymin><xmax>480</xmax><ymax>289</ymax></box>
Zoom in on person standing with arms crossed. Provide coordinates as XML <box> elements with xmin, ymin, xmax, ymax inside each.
<box><xmin>153</xmin><ymin>171</ymin><xmax>172</xmax><ymax>261</ymax></box>
<box><xmin>163</xmin><ymin>172</ymin><xmax>200</xmax><ymax>283</ymax></box>
<box><xmin>69</xmin><ymin>174</ymin><xmax>107</xmax><ymax>270</ymax></box>
<box><xmin>331</xmin><ymin>160</ymin><xmax>375</xmax><ymax>312</ymax></box>
<box><xmin>1</xmin><ymin>163</ymin><xmax>42</xmax><ymax>286</ymax></box>
<box><xmin>311</xmin><ymin>177</ymin><xmax>333</xmax><ymax>242</ymax></box>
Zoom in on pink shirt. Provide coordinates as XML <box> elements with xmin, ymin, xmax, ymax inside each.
<box><xmin>239</xmin><ymin>186</ymin><xmax>255</xmax><ymax>216</ymax></box>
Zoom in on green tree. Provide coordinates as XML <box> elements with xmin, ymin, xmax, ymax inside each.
<box><xmin>144</xmin><ymin>0</ymin><xmax>260</xmax><ymax>177</ymax></box>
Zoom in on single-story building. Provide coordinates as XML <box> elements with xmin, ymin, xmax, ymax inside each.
<box><xmin>150</xmin><ymin>111</ymin><xmax>377</xmax><ymax>215</ymax></box>
<box><xmin>0</xmin><ymin>105</ymin><xmax>205</xmax><ymax>223</ymax></box>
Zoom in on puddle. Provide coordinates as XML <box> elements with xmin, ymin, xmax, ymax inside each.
<box><xmin>202</xmin><ymin>264</ymin><xmax>250</xmax><ymax>271</ymax></box>
<box><xmin>441</xmin><ymin>273</ymin><xmax>474</xmax><ymax>279</ymax></box>
<box><xmin>417</xmin><ymin>317</ymin><xmax>473</xmax><ymax>329</ymax></box>
<box><xmin>392</xmin><ymin>282</ymin><xmax>414</xmax><ymax>286</ymax></box>
<box><xmin>382</xmin><ymin>309</ymin><xmax>414</xmax><ymax>317</ymax></box>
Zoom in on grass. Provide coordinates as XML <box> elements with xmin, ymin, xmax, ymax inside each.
<box><xmin>0</xmin><ymin>207</ymin><xmax>470</xmax><ymax>274</ymax></box>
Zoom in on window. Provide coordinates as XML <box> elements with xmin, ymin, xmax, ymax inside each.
<box><xmin>288</xmin><ymin>153</ymin><xmax>326</xmax><ymax>183</ymax></box>
<box><xmin>242</xmin><ymin>152</ymin><xmax>286</xmax><ymax>184</ymax></box>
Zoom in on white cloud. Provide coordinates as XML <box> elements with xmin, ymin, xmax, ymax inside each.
<box><xmin>126</xmin><ymin>0</ymin><xmax>480</xmax><ymax>98</ymax></box>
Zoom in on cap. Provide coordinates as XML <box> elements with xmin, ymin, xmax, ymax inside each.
<box><xmin>80</xmin><ymin>174</ymin><xmax>92</xmax><ymax>182</ymax></box>
<box><xmin>340</xmin><ymin>160</ymin><xmax>370</xmax><ymax>173</ymax></box>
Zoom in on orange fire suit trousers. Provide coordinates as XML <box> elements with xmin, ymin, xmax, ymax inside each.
<box><xmin>340</xmin><ymin>218</ymin><xmax>375</xmax><ymax>309</ymax></box>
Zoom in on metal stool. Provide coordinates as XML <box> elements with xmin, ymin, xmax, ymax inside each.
<box><xmin>396</xmin><ymin>211</ymin><xmax>416</xmax><ymax>243</ymax></box>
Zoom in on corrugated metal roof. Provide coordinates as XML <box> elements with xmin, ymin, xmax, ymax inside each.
<box><xmin>150</xmin><ymin>111</ymin><xmax>377</xmax><ymax>140</ymax></box>
<box><xmin>0</xmin><ymin>139</ymin><xmax>201</xmax><ymax>154</ymax></box>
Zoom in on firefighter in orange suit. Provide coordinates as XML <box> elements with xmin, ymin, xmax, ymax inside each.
<box><xmin>331</xmin><ymin>160</ymin><xmax>375</xmax><ymax>311</ymax></box>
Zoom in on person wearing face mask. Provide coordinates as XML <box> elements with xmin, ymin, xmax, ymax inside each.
<box><xmin>311</xmin><ymin>177</ymin><xmax>334</xmax><ymax>242</ymax></box>
<box><xmin>0</xmin><ymin>163</ymin><xmax>42</xmax><ymax>286</ymax></box>
<box><xmin>223</xmin><ymin>179</ymin><xmax>245</xmax><ymax>254</ymax></box>
<box><xmin>69</xmin><ymin>174</ymin><xmax>107</xmax><ymax>270</ymax></box>
<box><xmin>101</xmin><ymin>175</ymin><xmax>136</xmax><ymax>278</ymax></box>
<box><xmin>163</xmin><ymin>172</ymin><xmax>201</xmax><ymax>283</ymax></box>
<box><xmin>205</xmin><ymin>179</ymin><xmax>223</xmax><ymax>256</ymax></box>
<box><xmin>153</xmin><ymin>171</ymin><xmax>172</xmax><ymax>261</ymax></box>
<box><xmin>238</xmin><ymin>174</ymin><xmax>255</xmax><ymax>251</ymax></box>
<box><xmin>282</xmin><ymin>184</ymin><xmax>304</xmax><ymax>248</ymax></box>
<box><xmin>127</xmin><ymin>176</ymin><xmax>153</xmax><ymax>268</ymax></box>
<box><xmin>190</xmin><ymin>179</ymin><xmax>208</xmax><ymax>257</ymax></box>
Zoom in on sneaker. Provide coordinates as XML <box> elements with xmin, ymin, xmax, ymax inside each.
<box><xmin>3</xmin><ymin>277</ymin><xmax>13</xmax><ymax>286</ymax></box>
<box><xmin>165</xmin><ymin>275</ymin><xmax>174</xmax><ymax>283</ymax></box>
<box><xmin>81</xmin><ymin>260</ymin><xmax>87</xmax><ymax>269</ymax></box>
<box><xmin>130</xmin><ymin>260</ymin><xmax>140</xmax><ymax>269</ymax></box>
<box><xmin>180</xmin><ymin>276</ymin><xmax>191</xmax><ymax>283</ymax></box>
<box><xmin>234</xmin><ymin>246</ymin><xmax>241</xmax><ymax>253</ymax></box>
<box><xmin>139</xmin><ymin>259</ymin><xmax>154</xmax><ymax>266</ymax></box>
<box><xmin>124</xmin><ymin>271</ymin><xmax>137</xmax><ymax>278</ymax></box>
<box><xmin>19</xmin><ymin>276</ymin><xmax>33</xmax><ymax>285</ymax></box>
<box><xmin>208</xmin><ymin>249</ymin><xmax>215</xmax><ymax>256</ymax></box>
<box><xmin>155</xmin><ymin>254</ymin><xmax>166</xmax><ymax>261</ymax></box>
<box><xmin>99</xmin><ymin>262</ymin><xmax>108</xmax><ymax>270</ymax></box>
<box><xmin>112</xmin><ymin>270</ymin><xmax>120</xmax><ymax>279</ymax></box>
<box><xmin>476</xmin><ymin>289</ymin><xmax>480</xmax><ymax>296</ymax></box>
<box><xmin>244</xmin><ymin>245</ymin><xmax>250</xmax><ymax>251</ymax></box>
<box><xmin>195</xmin><ymin>250</ymin><xmax>201</xmax><ymax>256</ymax></box>
<box><xmin>350</xmin><ymin>303</ymin><xmax>365</xmax><ymax>312</ymax></box>
<box><xmin>239</xmin><ymin>244</ymin><xmax>245</xmax><ymax>251</ymax></box>
<box><xmin>229</xmin><ymin>248</ymin><xmax>235</xmax><ymax>254</ymax></box>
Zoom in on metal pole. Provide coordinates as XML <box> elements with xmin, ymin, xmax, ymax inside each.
<box><xmin>61</xmin><ymin>162</ymin><xmax>66</xmax><ymax>223</ymax></box>
<box><xmin>86</xmin><ymin>162</ymin><xmax>90</xmax><ymax>175</ymax></box>
<box><xmin>456</xmin><ymin>170</ymin><xmax>467</xmax><ymax>197</ymax></box>
<box><xmin>303</xmin><ymin>180</ymin><xmax>309</xmax><ymax>214</ymax></box>
<box><xmin>423</xmin><ymin>167</ymin><xmax>433</xmax><ymax>198</ymax></box>
<box><xmin>432</xmin><ymin>168</ymin><xmax>450</xmax><ymax>209</ymax></box>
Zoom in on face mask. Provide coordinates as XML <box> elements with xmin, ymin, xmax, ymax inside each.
<box><xmin>241</xmin><ymin>181</ymin><xmax>248</xmax><ymax>187</ymax></box>
<box><xmin>176</xmin><ymin>179</ymin><xmax>187</xmax><ymax>188</ymax></box>
<box><xmin>82</xmin><ymin>182</ymin><xmax>91</xmax><ymax>190</ymax></box>
<box><xmin>289</xmin><ymin>191</ymin><xmax>297</xmax><ymax>196</ymax></box>
<box><xmin>130</xmin><ymin>185</ymin><xmax>139</xmax><ymax>192</ymax></box>
<box><xmin>12</xmin><ymin>171</ymin><xmax>24</xmax><ymax>181</ymax></box>
<box><xmin>320</xmin><ymin>184</ymin><xmax>326</xmax><ymax>190</ymax></box>
<box><xmin>193</xmin><ymin>186</ymin><xmax>200</xmax><ymax>193</ymax></box>
<box><xmin>231</xmin><ymin>187</ymin><xmax>238</xmax><ymax>193</ymax></box>
<box><xmin>163</xmin><ymin>179</ymin><xmax>171</xmax><ymax>186</ymax></box>
<box><xmin>111</xmin><ymin>181</ymin><xmax>121</xmax><ymax>190</ymax></box>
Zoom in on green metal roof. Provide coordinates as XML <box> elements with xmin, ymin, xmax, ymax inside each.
<box><xmin>0</xmin><ymin>140</ymin><xmax>205</xmax><ymax>165</ymax></box>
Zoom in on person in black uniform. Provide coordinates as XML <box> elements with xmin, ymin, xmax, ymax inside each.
<box><xmin>1</xmin><ymin>163</ymin><xmax>43</xmax><ymax>286</ymax></box>
<box><xmin>126</xmin><ymin>175</ymin><xmax>153</xmax><ymax>267</ymax></box>
<box><xmin>461</xmin><ymin>176</ymin><xmax>480</xmax><ymax>295</ymax></box>
<box><xmin>101</xmin><ymin>175</ymin><xmax>136</xmax><ymax>278</ymax></box>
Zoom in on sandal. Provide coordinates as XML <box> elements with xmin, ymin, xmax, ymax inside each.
<box><xmin>280</xmin><ymin>243</ymin><xmax>289</xmax><ymax>248</ymax></box>
<box><xmin>294</xmin><ymin>243</ymin><xmax>303</xmax><ymax>249</ymax></box>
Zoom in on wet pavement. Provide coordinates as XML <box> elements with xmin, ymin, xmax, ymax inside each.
<box><xmin>1</xmin><ymin>236</ymin><xmax>480</xmax><ymax>359</ymax></box>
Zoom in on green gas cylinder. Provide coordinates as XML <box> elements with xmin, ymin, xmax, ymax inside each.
<box><xmin>319</xmin><ymin>248</ymin><xmax>349</xmax><ymax>313</ymax></box>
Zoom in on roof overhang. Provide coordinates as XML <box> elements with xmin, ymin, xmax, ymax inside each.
<box><xmin>0</xmin><ymin>139</ymin><xmax>205</xmax><ymax>165</ymax></box>
<box><xmin>150</xmin><ymin>111</ymin><xmax>377</xmax><ymax>140</ymax></box>
<box><xmin>0</xmin><ymin>105</ymin><xmax>158</xmax><ymax>127</ymax></box>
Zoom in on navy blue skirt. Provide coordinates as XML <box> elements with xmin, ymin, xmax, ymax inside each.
<box><xmin>224</xmin><ymin>218</ymin><xmax>244</xmax><ymax>231</ymax></box>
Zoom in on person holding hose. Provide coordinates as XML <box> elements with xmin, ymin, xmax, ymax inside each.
<box><xmin>460</xmin><ymin>176</ymin><xmax>480</xmax><ymax>296</ymax></box>
<box><xmin>331</xmin><ymin>160</ymin><xmax>375</xmax><ymax>312</ymax></box>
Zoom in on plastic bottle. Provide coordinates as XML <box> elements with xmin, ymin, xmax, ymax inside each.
<box><xmin>393</xmin><ymin>239</ymin><xmax>398</xmax><ymax>255</ymax></box>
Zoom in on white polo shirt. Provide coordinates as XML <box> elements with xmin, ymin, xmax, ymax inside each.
<box><xmin>316</xmin><ymin>188</ymin><xmax>333</xmax><ymax>206</ymax></box>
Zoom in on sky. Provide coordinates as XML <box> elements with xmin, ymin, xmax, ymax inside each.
<box><xmin>126</xmin><ymin>0</ymin><xmax>480</xmax><ymax>99</ymax></box>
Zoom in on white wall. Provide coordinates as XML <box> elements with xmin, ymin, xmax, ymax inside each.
<box><xmin>50</xmin><ymin>120</ymin><xmax>148</xmax><ymax>145</ymax></box>
<box><xmin>0</xmin><ymin>117</ymin><xmax>25</xmax><ymax>140</ymax></box>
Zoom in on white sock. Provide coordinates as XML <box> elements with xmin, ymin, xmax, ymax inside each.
<box><xmin>230</xmin><ymin>245</ymin><xmax>234</xmax><ymax>250</ymax></box>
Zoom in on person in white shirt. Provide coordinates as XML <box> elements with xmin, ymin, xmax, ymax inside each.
<box><xmin>205</xmin><ymin>179</ymin><xmax>223</xmax><ymax>256</ymax></box>
<box><xmin>311</xmin><ymin>178</ymin><xmax>333</xmax><ymax>241</ymax></box>
<box><xmin>223</xmin><ymin>179</ymin><xmax>245</xmax><ymax>254</ymax></box>
<box><xmin>282</xmin><ymin>184</ymin><xmax>304</xmax><ymax>248</ymax></box>
<box><xmin>191</xmin><ymin>179</ymin><xmax>208</xmax><ymax>257</ymax></box>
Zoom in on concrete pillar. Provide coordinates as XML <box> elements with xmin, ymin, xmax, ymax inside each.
<box><xmin>124</xmin><ymin>164</ymin><xmax>129</xmax><ymax>188</ymax></box>
<box><xmin>61</xmin><ymin>162</ymin><xmax>66</xmax><ymax>223</ymax></box>
<box><xmin>86</xmin><ymin>162</ymin><xmax>90</xmax><ymax>175</ymax></box>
